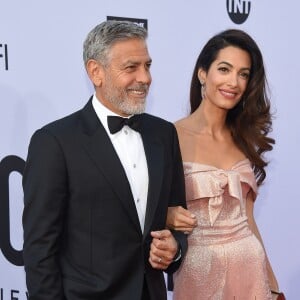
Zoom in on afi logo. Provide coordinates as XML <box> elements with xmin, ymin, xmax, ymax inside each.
<box><xmin>0</xmin><ymin>155</ymin><xmax>25</xmax><ymax>266</ymax></box>
<box><xmin>226</xmin><ymin>0</ymin><xmax>251</xmax><ymax>24</ymax></box>
<box><xmin>0</xmin><ymin>43</ymin><xmax>8</xmax><ymax>70</ymax></box>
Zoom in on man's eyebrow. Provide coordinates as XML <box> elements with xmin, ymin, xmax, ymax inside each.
<box><xmin>122</xmin><ymin>58</ymin><xmax>152</xmax><ymax>66</ymax></box>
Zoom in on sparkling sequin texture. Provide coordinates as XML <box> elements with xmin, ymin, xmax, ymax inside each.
<box><xmin>173</xmin><ymin>159</ymin><xmax>272</xmax><ymax>300</ymax></box>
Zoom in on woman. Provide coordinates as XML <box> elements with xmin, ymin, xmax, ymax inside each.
<box><xmin>167</xmin><ymin>29</ymin><xmax>284</xmax><ymax>299</ymax></box>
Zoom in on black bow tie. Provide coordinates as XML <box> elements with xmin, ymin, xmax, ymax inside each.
<box><xmin>107</xmin><ymin>115</ymin><xmax>142</xmax><ymax>134</ymax></box>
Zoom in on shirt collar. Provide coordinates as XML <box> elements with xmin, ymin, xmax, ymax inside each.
<box><xmin>92</xmin><ymin>94</ymin><xmax>129</xmax><ymax>136</ymax></box>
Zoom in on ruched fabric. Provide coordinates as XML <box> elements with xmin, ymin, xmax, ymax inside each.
<box><xmin>173</xmin><ymin>159</ymin><xmax>272</xmax><ymax>300</ymax></box>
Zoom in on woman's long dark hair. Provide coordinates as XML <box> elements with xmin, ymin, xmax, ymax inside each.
<box><xmin>190</xmin><ymin>29</ymin><xmax>274</xmax><ymax>185</ymax></box>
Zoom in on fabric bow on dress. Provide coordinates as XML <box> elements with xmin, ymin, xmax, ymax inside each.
<box><xmin>184</xmin><ymin>159</ymin><xmax>257</xmax><ymax>226</ymax></box>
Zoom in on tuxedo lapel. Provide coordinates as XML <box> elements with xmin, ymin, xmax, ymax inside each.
<box><xmin>79</xmin><ymin>100</ymin><xmax>141</xmax><ymax>233</ymax></box>
<box><xmin>140</xmin><ymin>120</ymin><xmax>164</xmax><ymax>238</ymax></box>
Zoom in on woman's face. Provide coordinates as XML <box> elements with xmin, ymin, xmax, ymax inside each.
<box><xmin>199</xmin><ymin>46</ymin><xmax>251</xmax><ymax>111</ymax></box>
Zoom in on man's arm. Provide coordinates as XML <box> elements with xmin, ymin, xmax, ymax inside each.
<box><xmin>149</xmin><ymin>125</ymin><xmax>187</xmax><ymax>273</ymax></box>
<box><xmin>168</xmin><ymin>124</ymin><xmax>188</xmax><ymax>262</ymax></box>
<box><xmin>23</xmin><ymin>129</ymin><xmax>67</xmax><ymax>300</ymax></box>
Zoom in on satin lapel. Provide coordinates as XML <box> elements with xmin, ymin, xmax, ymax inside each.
<box><xmin>79</xmin><ymin>100</ymin><xmax>141</xmax><ymax>233</ymax></box>
<box><xmin>141</xmin><ymin>129</ymin><xmax>164</xmax><ymax>238</ymax></box>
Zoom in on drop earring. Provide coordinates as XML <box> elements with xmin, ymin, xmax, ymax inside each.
<box><xmin>200</xmin><ymin>80</ymin><xmax>206</xmax><ymax>99</ymax></box>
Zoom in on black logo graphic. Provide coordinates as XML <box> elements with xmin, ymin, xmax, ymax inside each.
<box><xmin>0</xmin><ymin>155</ymin><xmax>25</xmax><ymax>266</ymax></box>
<box><xmin>0</xmin><ymin>44</ymin><xmax>8</xmax><ymax>70</ymax></box>
<box><xmin>226</xmin><ymin>0</ymin><xmax>251</xmax><ymax>24</ymax></box>
<box><xmin>107</xmin><ymin>16</ymin><xmax>148</xmax><ymax>30</ymax></box>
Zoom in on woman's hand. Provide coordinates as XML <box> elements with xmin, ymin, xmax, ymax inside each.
<box><xmin>166</xmin><ymin>206</ymin><xmax>197</xmax><ymax>234</ymax></box>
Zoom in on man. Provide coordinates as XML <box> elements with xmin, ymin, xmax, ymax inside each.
<box><xmin>22</xmin><ymin>20</ymin><xmax>187</xmax><ymax>300</ymax></box>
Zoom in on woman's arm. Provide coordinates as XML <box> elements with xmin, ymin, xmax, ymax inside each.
<box><xmin>166</xmin><ymin>206</ymin><xmax>197</xmax><ymax>233</ymax></box>
<box><xmin>246</xmin><ymin>192</ymin><xmax>280</xmax><ymax>294</ymax></box>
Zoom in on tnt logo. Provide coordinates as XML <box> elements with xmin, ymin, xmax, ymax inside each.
<box><xmin>0</xmin><ymin>43</ymin><xmax>8</xmax><ymax>70</ymax></box>
<box><xmin>226</xmin><ymin>0</ymin><xmax>251</xmax><ymax>24</ymax></box>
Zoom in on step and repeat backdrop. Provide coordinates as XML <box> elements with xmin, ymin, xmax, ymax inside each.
<box><xmin>1</xmin><ymin>1</ymin><xmax>299</xmax><ymax>299</ymax></box>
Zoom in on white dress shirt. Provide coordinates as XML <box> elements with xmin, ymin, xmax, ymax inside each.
<box><xmin>92</xmin><ymin>95</ymin><xmax>149</xmax><ymax>232</ymax></box>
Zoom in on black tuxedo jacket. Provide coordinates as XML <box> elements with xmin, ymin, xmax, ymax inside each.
<box><xmin>23</xmin><ymin>98</ymin><xmax>187</xmax><ymax>300</ymax></box>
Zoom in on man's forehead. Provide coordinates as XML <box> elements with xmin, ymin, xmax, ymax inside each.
<box><xmin>108</xmin><ymin>39</ymin><xmax>151</xmax><ymax>63</ymax></box>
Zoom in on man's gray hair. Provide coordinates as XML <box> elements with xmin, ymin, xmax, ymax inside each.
<box><xmin>83</xmin><ymin>20</ymin><xmax>148</xmax><ymax>67</ymax></box>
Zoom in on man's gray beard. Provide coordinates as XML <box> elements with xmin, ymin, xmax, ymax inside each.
<box><xmin>117</xmin><ymin>100</ymin><xmax>146</xmax><ymax>115</ymax></box>
<box><xmin>107</xmin><ymin>96</ymin><xmax>146</xmax><ymax>115</ymax></box>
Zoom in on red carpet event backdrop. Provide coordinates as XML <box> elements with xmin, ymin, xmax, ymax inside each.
<box><xmin>0</xmin><ymin>1</ymin><xmax>298</xmax><ymax>299</ymax></box>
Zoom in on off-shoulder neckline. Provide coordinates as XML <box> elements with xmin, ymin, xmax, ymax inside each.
<box><xmin>183</xmin><ymin>158</ymin><xmax>250</xmax><ymax>172</ymax></box>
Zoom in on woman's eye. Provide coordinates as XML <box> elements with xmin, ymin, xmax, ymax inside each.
<box><xmin>218</xmin><ymin>67</ymin><xmax>228</xmax><ymax>73</ymax></box>
<box><xmin>240</xmin><ymin>72</ymin><xmax>250</xmax><ymax>79</ymax></box>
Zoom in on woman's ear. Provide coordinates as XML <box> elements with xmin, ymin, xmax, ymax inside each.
<box><xmin>197</xmin><ymin>68</ymin><xmax>206</xmax><ymax>85</ymax></box>
<box><xmin>86</xmin><ymin>59</ymin><xmax>104</xmax><ymax>87</ymax></box>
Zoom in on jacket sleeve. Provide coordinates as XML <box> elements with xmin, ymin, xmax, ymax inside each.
<box><xmin>164</xmin><ymin>124</ymin><xmax>187</xmax><ymax>274</ymax></box>
<box><xmin>22</xmin><ymin>129</ymin><xmax>67</xmax><ymax>300</ymax></box>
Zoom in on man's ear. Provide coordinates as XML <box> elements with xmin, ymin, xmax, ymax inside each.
<box><xmin>86</xmin><ymin>59</ymin><xmax>104</xmax><ymax>87</ymax></box>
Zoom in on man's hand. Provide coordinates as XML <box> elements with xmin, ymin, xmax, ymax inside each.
<box><xmin>149</xmin><ymin>229</ymin><xmax>178</xmax><ymax>270</ymax></box>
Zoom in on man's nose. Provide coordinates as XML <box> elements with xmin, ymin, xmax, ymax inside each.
<box><xmin>136</xmin><ymin>67</ymin><xmax>152</xmax><ymax>84</ymax></box>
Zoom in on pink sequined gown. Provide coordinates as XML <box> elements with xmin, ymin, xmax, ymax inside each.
<box><xmin>173</xmin><ymin>159</ymin><xmax>272</xmax><ymax>300</ymax></box>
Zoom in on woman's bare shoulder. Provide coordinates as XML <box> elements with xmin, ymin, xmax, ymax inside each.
<box><xmin>174</xmin><ymin>117</ymin><xmax>190</xmax><ymax>129</ymax></box>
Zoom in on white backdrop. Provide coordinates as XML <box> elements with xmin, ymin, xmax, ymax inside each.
<box><xmin>1</xmin><ymin>1</ymin><xmax>299</xmax><ymax>299</ymax></box>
